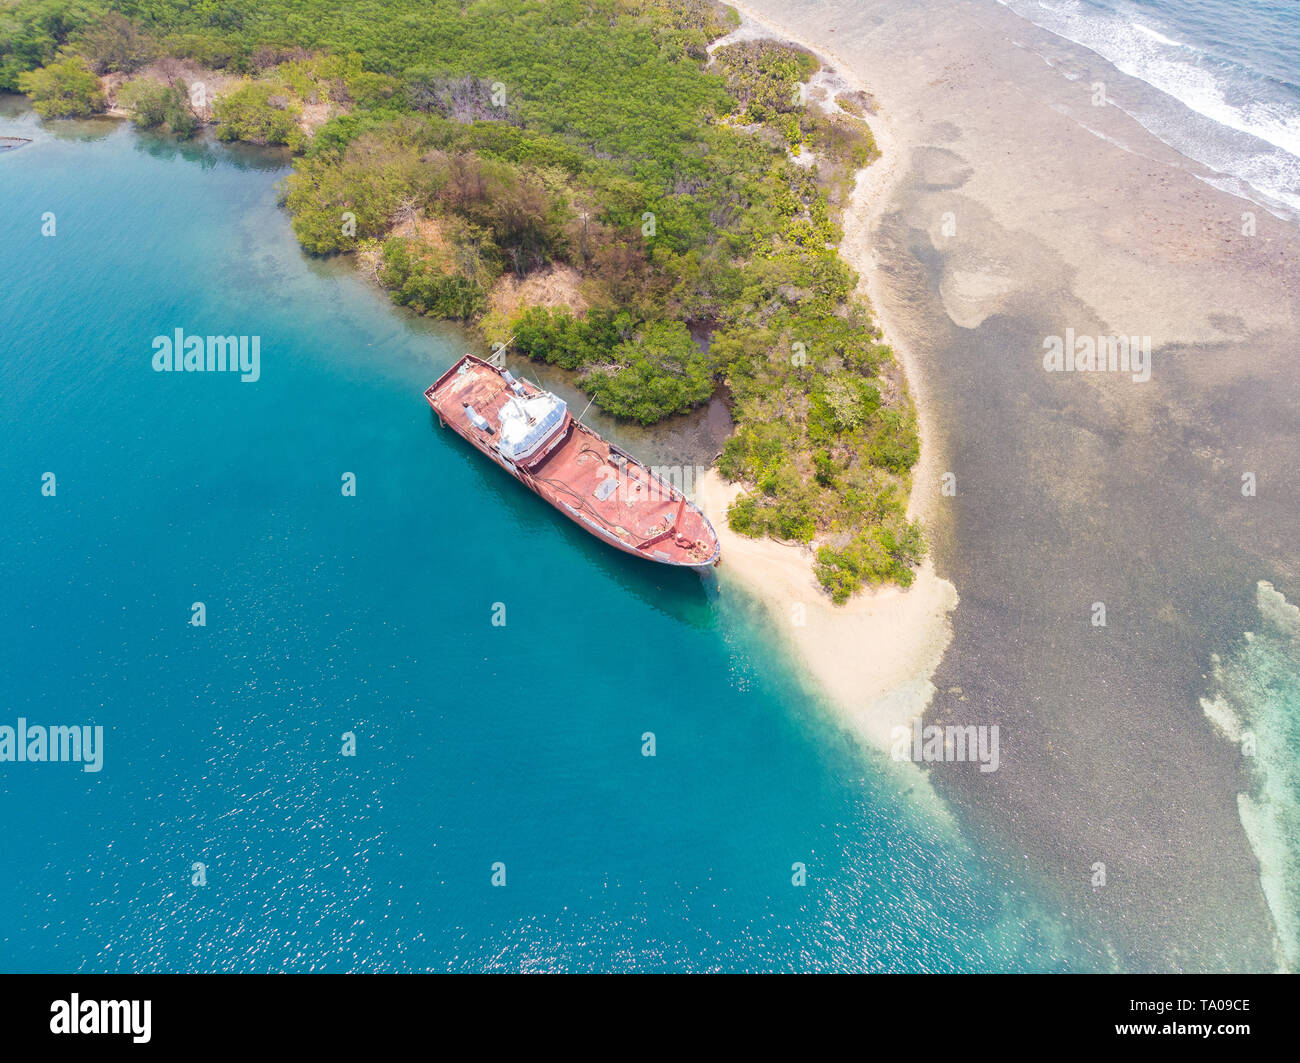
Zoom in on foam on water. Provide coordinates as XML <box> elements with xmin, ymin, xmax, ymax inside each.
<box><xmin>997</xmin><ymin>0</ymin><xmax>1300</xmax><ymax>216</ymax></box>
<box><xmin>1132</xmin><ymin>22</ymin><xmax>1181</xmax><ymax>50</ymax></box>
<box><xmin>1200</xmin><ymin>581</ymin><xmax>1300</xmax><ymax>972</ymax></box>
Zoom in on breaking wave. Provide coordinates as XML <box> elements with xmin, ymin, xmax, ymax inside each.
<box><xmin>997</xmin><ymin>0</ymin><xmax>1300</xmax><ymax>216</ymax></box>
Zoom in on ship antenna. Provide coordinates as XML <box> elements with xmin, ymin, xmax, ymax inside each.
<box><xmin>488</xmin><ymin>333</ymin><xmax>518</xmax><ymax>368</ymax></box>
<box><xmin>492</xmin><ymin>332</ymin><xmax>549</xmax><ymax>393</ymax></box>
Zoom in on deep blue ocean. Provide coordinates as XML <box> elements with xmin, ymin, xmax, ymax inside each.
<box><xmin>998</xmin><ymin>0</ymin><xmax>1300</xmax><ymax>214</ymax></box>
<box><xmin>0</xmin><ymin>106</ymin><xmax>1105</xmax><ymax>972</ymax></box>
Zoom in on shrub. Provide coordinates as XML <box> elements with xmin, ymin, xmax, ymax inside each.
<box><xmin>582</xmin><ymin>320</ymin><xmax>713</xmax><ymax>423</ymax></box>
<box><xmin>118</xmin><ymin>79</ymin><xmax>196</xmax><ymax>137</ymax></box>
<box><xmin>814</xmin><ymin>520</ymin><xmax>926</xmax><ymax>602</ymax></box>
<box><xmin>379</xmin><ymin>236</ymin><xmax>490</xmax><ymax>319</ymax></box>
<box><xmin>867</xmin><ymin>408</ymin><xmax>920</xmax><ymax>474</ymax></box>
<box><xmin>510</xmin><ymin>307</ymin><xmax>631</xmax><ymax>370</ymax></box>
<box><xmin>17</xmin><ymin>57</ymin><xmax>106</xmax><ymax>119</ymax></box>
<box><xmin>713</xmin><ymin>40</ymin><xmax>819</xmax><ymax>122</ymax></box>
<box><xmin>213</xmin><ymin>81</ymin><xmax>305</xmax><ymax>148</ymax></box>
<box><xmin>72</xmin><ymin>12</ymin><xmax>157</xmax><ymax>75</ymax></box>
<box><xmin>285</xmin><ymin>126</ymin><xmax>430</xmax><ymax>252</ymax></box>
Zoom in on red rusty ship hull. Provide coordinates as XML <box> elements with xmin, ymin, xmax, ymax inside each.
<box><xmin>426</xmin><ymin>355</ymin><xmax>720</xmax><ymax>570</ymax></box>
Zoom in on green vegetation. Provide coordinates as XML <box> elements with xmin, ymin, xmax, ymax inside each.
<box><xmin>117</xmin><ymin>77</ymin><xmax>195</xmax><ymax>135</ymax></box>
<box><xmin>3</xmin><ymin>0</ymin><xmax>924</xmax><ymax>599</ymax></box>
<box><xmin>72</xmin><ymin>10</ymin><xmax>157</xmax><ymax>73</ymax></box>
<box><xmin>510</xmin><ymin>309</ymin><xmax>712</xmax><ymax>424</ymax></box>
<box><xmin>378</xmin><ymin>216</ymin><xmax>497</xmax><ymax>320</ymax></box>
<box><xmin>212</xmin><ymin>80</ymin><xmax>305</xmax><ymax>147</ymax></box>
<box><xmin>15</xmin><ymin>54</ymin><xmax>104</xmax><ymax>117</ymax></box>
<box><xmin>713</xmin><ymin>38</ymin><xmax>819</xmax><ymax>133</ymax></box>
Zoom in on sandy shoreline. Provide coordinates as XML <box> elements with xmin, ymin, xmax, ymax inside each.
<box><xmin>694</xmin><ymin>4</ymin><xmax>957</xmax><ymax>756</ymax></box>
<box><xmin>697</xmin><ymin>471</ymin><xmax>957</xmax><ymax>751</ymax></box>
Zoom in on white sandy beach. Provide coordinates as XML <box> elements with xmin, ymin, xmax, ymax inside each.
<box><xmin>694</xmin><ymin>4</ymin><xmax>958</xmax><ymax>754</ymax></box>
<box><xmin>697</xmin><ymin>471</ymin><xmax>957</xmax><ymax>752</ymax></box>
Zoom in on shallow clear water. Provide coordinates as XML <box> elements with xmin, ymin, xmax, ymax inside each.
<box><xmin>1200</xmin><ymin>582</ymin><xmax>1300</xmax><ymax>971</ymax></box>
<box><xmin>0</xmin><ymin>107</ymin><xmax>1102</xmax><ymax>972</ymax></box>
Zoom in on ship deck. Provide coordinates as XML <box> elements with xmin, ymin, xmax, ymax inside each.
<box><xmin>531</xmin><ymin>419</ymin><xmax>714</xmax><ymax>561</ymax></box>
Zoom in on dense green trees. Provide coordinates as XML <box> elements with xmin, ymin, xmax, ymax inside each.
<box><xmin>1</xmin><ymin>0</ymin><xmax>84</xmax><ymax>91</ymax></box>
<box><xmin>510</xmin><ymin>310</ymin><xmax>711</xmax><ymax>422</ymax></box>
<box><xmin>583</xmin><ymin>320</ymin><xmax>713</xmax><ymax>424</ymax></box>
<box><xmin>512</xmin><ymin>307</ymin><xmax>631</xmax><ymax>371</ymax></box>
<box><xmin>72</xmin><ymin>11</ymin><xmax>158</xmax><ymax>74</ymax></box>
<box><xmin>285</xmin><ymin>122</ymin><xmax>432</xmax><ymax>251</ymax></box>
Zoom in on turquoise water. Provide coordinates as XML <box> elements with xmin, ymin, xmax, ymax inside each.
<box><xmin>0</xmin><ymin>106</ymin><xmax>1100</xmax><ymax>972</ymax></box>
